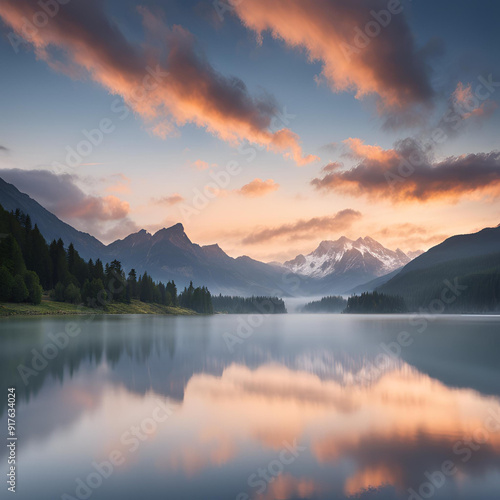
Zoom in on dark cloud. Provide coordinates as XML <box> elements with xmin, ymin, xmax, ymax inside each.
<box><xmin>0</xmin><ymin>168</ymin><xmax>136</xmax><ymax>241</ymax></box>
<box><xmin>311</xmin><ymin>138</ymin><xmax>500</xmax><ymax>202</ymax></box>
<box><xmin>436</xmin><ymin>81</ymin><xmax>499</xmax><ymax>138</ymax></box>
<box><xmin>242</xmin><ymin>209</ymin><xmax>362</xmax><ymax>244</ymax></box>
<box><xmin>0</xmin><ymin>145</ymin><xmax>9</xmax><ymax>152</ymax></box>
<box><xmin>0</xmin><ymin>0</ymin><xmax>316</xmax><ymax>165</ymax></box>
<box><xmin>321</xmin><ymin>161</ymin><xmax>343</xmax><ymax>173</ymax></box>
<box><xmin>233</xmin><ymin>0</ymin><xmax>434</xmax><ymax>120</ymax></box>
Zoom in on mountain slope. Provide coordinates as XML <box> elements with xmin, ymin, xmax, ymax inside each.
<box><xmin>393</xmin><ymin>225</ymin><xmax>500</xmax><ymax>276</ymax></box>
<box><xmin>106</xmin><ymin>223</ymin><xmax>302</xmax><ymax>296</ymax></box>
<box><xmin>0</xmin><ymin>177</ymin><xmax>106</xmax><ymax>261</ymax></box>
<box><xmin>378</xmin><ymin>225</ymin><xmax>500</xmax><ymax>312</ymax></box>
<box><xmin>0</xmin><ymin>177</ymin><xmax>303</xmax><ymax>295</ymax></box>
<box><xmin>344</xmin><ymin>268</ymin><xmax>404</xmax><ymax>295</ymax></box>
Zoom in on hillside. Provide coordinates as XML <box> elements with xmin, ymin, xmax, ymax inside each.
<box><xmin>379</xmin><ymin>247</ymin><xmax>500</xmax><ymax>313</ymax></box>
<box><xmin>0</xmin><ymin>177</ymin><xmax>106</xmax><ymax>261</ymax></box>
<box><xmin>394</xmin><ymin>225</ymin><xmax>500</xmax><ymax>276</ymax></box>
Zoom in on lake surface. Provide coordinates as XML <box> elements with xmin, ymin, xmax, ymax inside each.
<box><xmin>1</xmin><ymin>314</ymin><xmax>500</xmax><ymax>500</ymax></box>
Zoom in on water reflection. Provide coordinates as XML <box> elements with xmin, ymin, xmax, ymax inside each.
<box><xmin>1</xmin><ymin>314</ymin><xmax>500</xmax><ymax>500</ymax></box>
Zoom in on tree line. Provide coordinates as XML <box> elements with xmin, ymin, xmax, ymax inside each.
<box><xmin>212</xmin><ymin>295</ymin><xmax>287</xmax><ymax>314</ymax></box>
<box><xmin>344</xmin><ymin>291</ymin><xmax>407</xmax><ymax>314</ymax></box>
<box><xmin>0</xmin><ymin>205</ymin><xmax>213</xmax><ymax>313</ymax></box>
<box><xmin>301</xmin><ymin>295</ymin><xmax>347</xmax><ymax>313</ymax></box>
<box><xmin>0</xmin><ymin>207</ymin><xmax>43</xmax><ymax>304</ymax></box>
<box><xmin>178</xmin><ymin>282</ymin><xmax>213</xmax><ymax>314</ymax></box>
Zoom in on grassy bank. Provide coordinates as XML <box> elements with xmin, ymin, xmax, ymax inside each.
<box><xmin>0</xmin><ymin>299</ymin><xmax>195</xmax><ymax>317</ymax></box>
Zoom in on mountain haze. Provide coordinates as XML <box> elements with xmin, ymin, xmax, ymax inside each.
<box><xmin>1</xmin><ymin>176</ymin><xmax>427</xmax><ymax>297</ymax></box>
<box><xmin>106</xmin><ymin>223</ymin><xmax>301</xmax><ymax>296</ymax></box>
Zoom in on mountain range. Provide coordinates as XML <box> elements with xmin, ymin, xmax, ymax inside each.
<box><xmin>105</xmin><ymin>224</ymin><xmax>307</xmax><ymax>296</ymax></box>
<box><xmin>0</xmin><ymin>175</ymin><xmax>470</xmax><ymax>298</ymax></box>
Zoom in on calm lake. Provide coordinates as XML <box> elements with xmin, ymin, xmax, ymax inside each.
<box><xmin>1</xmin><ymin>314</ymin><xmax>500</xmax><ymax>500</ymax></box>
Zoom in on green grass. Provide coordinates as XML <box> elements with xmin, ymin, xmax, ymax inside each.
<box><xmin>0</xmin><ymin>299</ymin><xmax>195</xmax><ymax>317</ymax></box>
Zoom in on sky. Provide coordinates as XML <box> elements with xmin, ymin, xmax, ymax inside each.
<box><xmin>0</xmin><ymin>0</ymin><xmax>499</xmax><ymax>262</ymax></box>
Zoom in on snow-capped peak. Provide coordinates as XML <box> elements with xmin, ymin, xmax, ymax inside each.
<box><xmin>283</xmin><ymin>236</ymin><xmax>413</xmax><ymax>278</ymax></box>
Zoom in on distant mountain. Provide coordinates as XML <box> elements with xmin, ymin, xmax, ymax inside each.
<box><xmin>1</xmin><ymin>175</ymin><xmax>426</xmax><ymax>297</ymax></box>
<box><xmin>282</xmin><ymin>236</ymin><xmax>412</xmax><ymax>294</ymax></box>
<box><xmin>106</xmin><ymin>224</ymin><xmax>303</xmax><ymax>296</ymax></box>
<box><xmin>407</xmin><ymin>249</ymin><xmax>424</xmax><ymax>260</ymax></box>
<box><xmin>378</xmin><ymin>225</ymin><xmax>500</xmax><ymax>312</ymax></box>
<box><xmin>284</xmin><ymin>236</ymin><xmax>410</xmax><ymax>278</ymax></box>
<box><xmin>0</xmin><ymin>177</ymin><xmax>302</xmax><ymax>295</ymax></box>
<box><xmin>0</xmin><ymin>177</ymin><xmax>106</xmax><ymax>261</ymax></box>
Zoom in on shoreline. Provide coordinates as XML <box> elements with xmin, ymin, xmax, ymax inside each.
<box><xmin>0</xmin><ymin>299</ymin><xmax>196</xmax><ymax>318</ymax></box>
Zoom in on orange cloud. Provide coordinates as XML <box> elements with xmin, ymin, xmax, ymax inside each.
<box><xmin>268</xmin><ymin>128</ymin><xmax>318</xmax><ymax>166</ymax></box>
<box><xmin>0</xmin><ymin>0</ymin><xmax>317</xmax><ymax>166</ymax></box>
<box><xmin>343</xmin><ymin>137</ymin><xmax>397</xmax><ymax>162</ymax></box>
<box><xmin>105</xmin><ymin>174</ymin><xmax>131</xmax><ymax>194</ymax></box>
<box><xmin>67</xmin><ymin>194</ymin><xmax>129</xmax><ymax>221</ymax></box>
<box><xmin>312</xmin><ymin>138</ymin><xmax>500</xmax><ymax>202</ymax></box>
<box><xmin>153</xmin><ymin>194</ymin><xmax>185</xmax><ymax>206</ymax></box>
<box><xmin>237</xmin><ymin>178</ymin><xmax>279</xmax><ymax>197</ymax></box>
<box><xmin>232</xmin><ymin>0</ymin><xmax>433</xmax><ymax>116</ymax></box>
<box><xmin>191</xmin><ymin>160</ymin><xmax>211</xmax><ymax>171</ymax></box>
<box><xmin>149</xmin><ymin>120</ymin><xmax>178</xmax><ymax>139</ymax></box>
<box><xmin>452</xmin><ymin>82</ymin><xmax>498</xmax><ymax>120</ymax></box>
<box><xmin>372</xmin><ymin>223</ymin><xmax>448</xmax><ymax>251</ymax></box>
<box><xmin>242</xmin><ymin>209</ymin><xmax>362</xmax><ymax>244</ymax></box>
